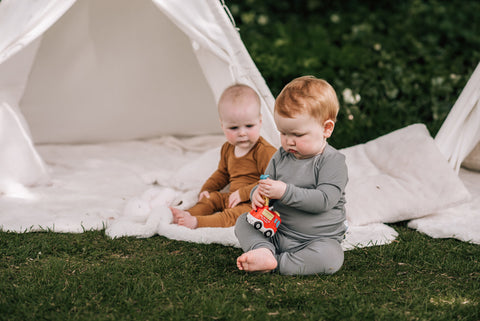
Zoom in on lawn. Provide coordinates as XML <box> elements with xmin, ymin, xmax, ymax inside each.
<box><xmin>1</xmin><ymin>224</ymin><xmax>479</xmax><ymax>320</ymax></box>
<box><xmin>1</xmin><ymin>0</ymin><xmax>480</xmax><ymax>320</ymax></box>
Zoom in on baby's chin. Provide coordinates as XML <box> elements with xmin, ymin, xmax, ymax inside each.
<box><xmin>236</xmin><ymin>140</ymin><xmax>254</xmax><ymax>147</ymax></box>
<box><xmin>234</xmin><ymin>141</ymin><xmax>256</xmax><ymax>153</ymax></box>
<box><xmin>286</xmin><ymin>149</ymin><xmax>311</xmax><ymax>159</ymax></box>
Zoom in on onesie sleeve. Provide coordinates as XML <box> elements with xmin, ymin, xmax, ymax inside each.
<box><xmin>236</xmin><ymin>141</ymin><xmax>277</xmax><ymax>202</ymax></box>
<box><xmin>200</xmin><ymin>143</ymin><xmax>230</xmax><ymax>192</ymax></box>
<box><xmin>249</xmin><ymin>149</ymin><xmax>281</xmax><ymax>200</ymax></box>
<box><xmin>280</xmin><ymin>152</ymin><xmax>348</xmax><ymax>213</ymax></box>
<box><xmin>255</xmin><ymin>141</ymin><xmax>277</xmax><ymax>175</ymax></box>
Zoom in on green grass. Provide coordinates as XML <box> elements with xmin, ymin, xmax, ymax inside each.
<box><xmin>2</xmin><ymin>0</ymin><xmax>480</xmax><ymax>320</ymax></box>
<box><xmin>1</xmin><ymin>225</ymin><xmax>479</xmax><ymax>320</ymax></box>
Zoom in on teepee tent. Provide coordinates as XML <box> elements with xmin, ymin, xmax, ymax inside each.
<box><xmin>435</xmin><ymin>62</ymin><xmax>480</xmax><ymax>172</ymax></box>
<box><xmin>0</xmin><ymin>0</ymin><xmax>279</xmax><ymax>195</ymax></box>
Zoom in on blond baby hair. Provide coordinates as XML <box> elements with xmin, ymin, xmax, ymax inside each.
<box><xmin>218</xmin><ymin>84</ymin><xmax>261</xmax><ymax>119</ymax></box>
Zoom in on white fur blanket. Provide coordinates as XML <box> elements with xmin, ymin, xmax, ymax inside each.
<box><xmin>408</xmin><ymin>168</ymin><xmax>480</xmax><ymax>244</ymax></box>
<box><xmin>103</xmin><ymin>186</ymin><xmax>399</xmax><ymax>251</ymax></box>
<box><xmin>1</xmin><ymin>124</ymin><xmax>478</xmax><ymax>248</ymax></box>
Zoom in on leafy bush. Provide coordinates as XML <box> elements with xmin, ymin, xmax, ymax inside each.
<box><xmin>226</xmin><ymin>0</ymin><xmax>480</xmax><ymax>147</ymax></box>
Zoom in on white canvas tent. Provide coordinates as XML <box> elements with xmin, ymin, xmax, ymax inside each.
<box><xmin>0</xmin><ymin>0</ymin><xmax>279</xmax><ymax>194</ymax></box>
<box><xmin>0</xmin><ymin>0</ymin><xmax>478</xmax><ymax>247</ymax></box>
<box><xmin>435</xmin><ymin>62</ymin><xmax>480</xmax><ymax>173</ymax></box>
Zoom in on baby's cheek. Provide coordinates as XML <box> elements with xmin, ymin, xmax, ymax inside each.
<box><xmin>295</xmin><ymin>140</ymin><xmax>307</xmax><ymax>152</ymax></box>
<box><xmin>300</xmin><ymin>137</ymin><xmax>317</xmax><ymax>150</ymax></box>
<box><xmin>224</xmin><ymin>131</ymin><xmax>237</xmax><ymax>142</ymax></box>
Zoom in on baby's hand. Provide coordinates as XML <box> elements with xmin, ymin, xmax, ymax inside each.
<box><xmin>258</xmin><ymin>178</ymin><xmax>286</xmax><ymax>200</ymax></box>
<box><xmin>228</xmin><ymin>190</ymin><xmax>241</xmax><ymax>208</ymax></box>
<box><xmin>251</xmin><ymin>188</ymin><xmax>265</xmax><ymax>210</ymax></box>
<box><xmin>198</xmin><ymin>191</ymin><xmax>210</xmax><ymax>201</ymax></box>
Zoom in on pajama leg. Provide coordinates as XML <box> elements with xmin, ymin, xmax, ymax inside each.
<box><xmin>187</xmin><ymin>192</ymin><xmax>225</xmax><ymax>216</ymax></box>
<box><xmin>196</xmin><ymin>203</ymin><xmax>252</xmax><ymax>227</ymax></box>
<box><xmin>276</xmin><ymin>237</ymin><xmax>344</xmax><ymax>276</ymax></box>
<box><xmin>234</xmin><ymin>213</ymin><xmax>276</xmax><ymax>254</ymax></box>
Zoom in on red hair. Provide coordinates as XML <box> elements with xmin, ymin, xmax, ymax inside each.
<box><xmin>275</xmin><ymin>76</ymin><xmax>339</xmax><ymax>123</ymax></box>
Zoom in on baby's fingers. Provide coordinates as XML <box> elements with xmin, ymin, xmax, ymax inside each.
<box><xmin>259</xmin><ymin>185</ymin><xmax>270</xmax><ymax>197</ymax></box>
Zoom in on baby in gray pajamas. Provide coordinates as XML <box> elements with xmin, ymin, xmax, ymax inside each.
<box><xmin>235</xmin><ymin>76</ymin><xmax>348</xmax><ymax>275</ymax></box>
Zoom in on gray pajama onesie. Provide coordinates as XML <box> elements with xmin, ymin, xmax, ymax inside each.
<box><xmin>235</xmin><ymin>144</ymin><xmax>348</xmax><ymax>275</ymax></box>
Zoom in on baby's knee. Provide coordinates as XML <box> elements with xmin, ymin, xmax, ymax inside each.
<box><xmin>279</xmin><ymin>255</ymin><xmax>343</xmax><ymax>276</ymax></box>
<box><xmin>321</xmin><ymin>251</ymin><xmax>344</xmax><ymax>275</ymax></box>
<box><xmin>278</xmin><ymin>240</ymin><xmax>344</xmax><ymax>275</ymax></box>
<box><xmin>234</xmin><ymin>213</ymin><xmax>249</xmax><ymax>233</ymax></box>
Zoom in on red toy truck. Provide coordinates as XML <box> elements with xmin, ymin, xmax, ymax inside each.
<box><xmin>246</xmin><ymin>175</ymin><xmax>281</xmax><ymax>237</ymax></box>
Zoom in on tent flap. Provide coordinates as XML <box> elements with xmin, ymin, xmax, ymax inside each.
<box><xmin>435</xmin><ymin>62</ymin><xmax>480</xmax><ymax>172</ymax></box>
<box><xmin>0</xmin><ymin>0</ymin><xmax>279</xmax><ymax>192</ymax></box>
<box><xmin>0</xmin><ymin>102</ymin><xmax>49</xmax><ymax>193</ymax></box>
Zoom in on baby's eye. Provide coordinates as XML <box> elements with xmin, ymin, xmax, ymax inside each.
<box><xmin>229</xmin><ymin>126</ymin><xmax>238</xmax><ymax>130</ymax></box>
<box><xmin>294</xmin><ymin>133</ymin><xmax>305</xmax><ymax>137</ymax></box>
<box><xmin>246</xmin><ymin>124</ymin><xmax>255</xmax><ymax>128</ymax></box>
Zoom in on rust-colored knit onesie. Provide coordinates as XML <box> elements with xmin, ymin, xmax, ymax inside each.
<box><xmin>189</xmin><ymin>136</ymin><xmax>276</xmax><ymax>227</ymax></box>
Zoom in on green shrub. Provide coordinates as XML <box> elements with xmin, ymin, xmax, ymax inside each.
<box><xmin>227</xmin><ymin>0</ymin><xmax>480</xmax><ymax>148</ymax></box>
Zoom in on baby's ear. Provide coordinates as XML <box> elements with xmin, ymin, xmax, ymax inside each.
<box><xmin>323</xmin><ymin>120</ymin><xmax>335</xmax><ymax>138</ymax></box>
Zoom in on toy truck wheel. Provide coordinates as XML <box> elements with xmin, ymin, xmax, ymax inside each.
<box><xmin>253</xmin><ymin>222</ymin><xmax>262</xmax><ymax>230</ymax></box>
<box><xmin>264</xmin><ymin>230</ymin><xmax>272</xmax><ymax>238</ymax></box>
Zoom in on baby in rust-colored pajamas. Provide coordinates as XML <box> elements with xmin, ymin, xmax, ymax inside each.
<box><xmin>170</xmin><ymin>84</ymin><xmax>276</xmax><ymax>228</ymax></box>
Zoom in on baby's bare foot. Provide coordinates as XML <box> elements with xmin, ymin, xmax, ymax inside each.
<box><xmin>236</xmin><ymin>248</ymin><xmax>277</xmax><ymax>272</ymax></box>
<box><xmin>178</xmin><ymin>211</ymin><xmax>198</xmax><ymax>229</ymax></box>
<box><xmin>170</xmin><ymin>207</ymin><xmax>187</xmax><ymax>224</ymax></box>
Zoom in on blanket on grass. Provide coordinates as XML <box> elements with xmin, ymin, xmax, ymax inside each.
<box><xmin>1</xmin><ymin>124</ymin><xmax>478</xmax><ymax>249</ymax></box>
